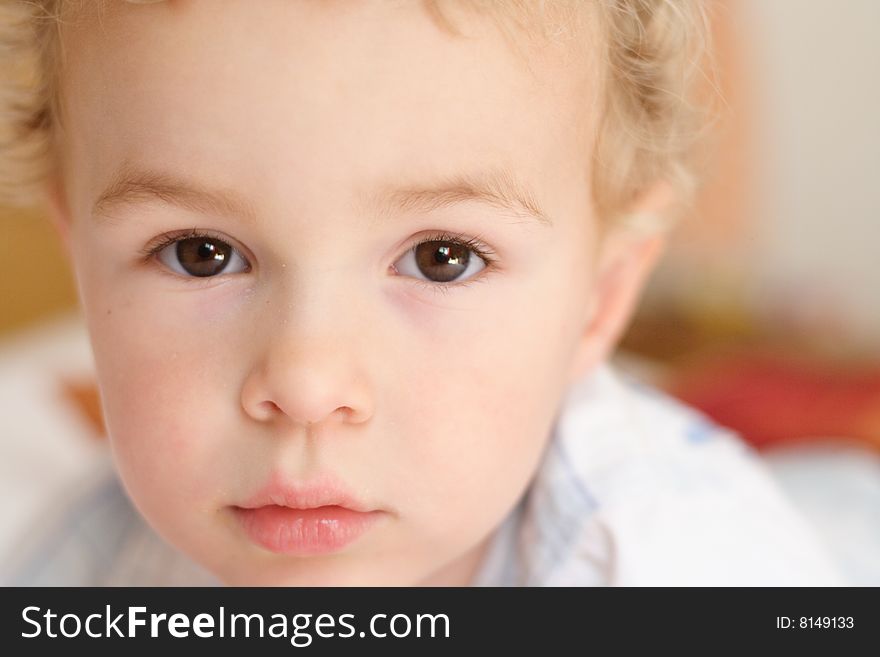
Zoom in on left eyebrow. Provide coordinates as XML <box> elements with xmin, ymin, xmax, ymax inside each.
<box><xmin>357</xmin><ymin>166</ymin><xmax>554</xmax><ymax>228</ymax></box>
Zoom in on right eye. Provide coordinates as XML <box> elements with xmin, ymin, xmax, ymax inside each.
<box><xmin>149</xmin><ymin>231</ymin><xmax>251</xmax><ymax>279</ymax></box>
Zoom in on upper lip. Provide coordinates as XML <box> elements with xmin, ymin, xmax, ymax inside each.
<box><xmin>235</xmin><ymin>473</ymin><xmax>375</xmax><ymax>513</ymax></box>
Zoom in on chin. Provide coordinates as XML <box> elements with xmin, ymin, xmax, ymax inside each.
<box><xmin>213</xmin><ymin>558</ymin><xmax>413</xmax><ymax>587</ymax></box>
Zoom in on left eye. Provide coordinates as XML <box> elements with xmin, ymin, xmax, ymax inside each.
<box><xmin>155</xmin><ymin>235</ymin><xmax>250</xmax><ymax>278</ymax></box>
<box><xmin>393</xmin><ymin>238</ymin><xmax>487</xmax><ymax>284</ymax></box>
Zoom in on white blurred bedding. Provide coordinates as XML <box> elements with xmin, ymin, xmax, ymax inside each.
<box><xmin>0</xmin><ymin>311</ymin><xmax>108</xmax><ymax>568</ymax></box>
<box><xmin>761</xmin><ymin>443</ymin><xmax>880</xmax><ymax>586</ymax></box>
<box><xmin>1</xmin><ymin>311</ymin><xmax>878</xmax><ymax>584</ymax></box>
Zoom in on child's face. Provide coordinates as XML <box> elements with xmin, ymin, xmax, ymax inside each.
<box><xmin>50</xmin><ymin>1</ymin><xmax>638</xmax><ymax>585</ymax></box>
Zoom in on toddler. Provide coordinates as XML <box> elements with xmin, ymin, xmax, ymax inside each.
<box><xmin>1</xmin><ymin>0</ymin><xmax>842</xmax><ymax>585</ymax></box>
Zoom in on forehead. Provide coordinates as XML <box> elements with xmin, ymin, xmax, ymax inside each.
<box><xmin>58</xmin><ymin>0</ymin><xmax>598</xmax><ymax>226</ymax></box>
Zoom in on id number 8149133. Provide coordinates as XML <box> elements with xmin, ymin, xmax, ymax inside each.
<box><xmin>776</xmin><ymin>617</ymin><xmax>854</xmax><ymax>629</ymax></box>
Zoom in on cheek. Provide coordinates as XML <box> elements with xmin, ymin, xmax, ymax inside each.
<box><xmin>390</xmin><ymin>268</ymin><xmax>587</xmax><ymax>538</ymax></box>
<box><xmin>80</xmin><ymin>274</ymin><xmax>241</xmax><ymax>517</ymax></box>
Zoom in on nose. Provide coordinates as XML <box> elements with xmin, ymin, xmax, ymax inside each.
<box><xmin>241</xmin><ymin>305</ymin><xmax>375</xmax><ymax>430</ymax></box>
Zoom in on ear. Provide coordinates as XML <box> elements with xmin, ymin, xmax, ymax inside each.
<box><xmin>566</xmin><ymin>180</ymin><xmax>677</xmax><ymax>386</ymax></box>
<box><xmin>44</xmin><ymin>169</ymin><xmax>73</xmax><ymax>258</ymax></box>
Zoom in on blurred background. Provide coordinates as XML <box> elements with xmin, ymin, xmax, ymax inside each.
<box><xmin>619</xmin><ymin>0</ymin><xmax>880</xmax><ymax>452</ymax></box>
<box><xmin>1</xmin><ymin>0</ymin><xmax>878</xmax><ymax>583</ymax></box>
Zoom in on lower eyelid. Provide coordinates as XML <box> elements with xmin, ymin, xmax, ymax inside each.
<box><xmin>149</xmin><ymin>258</ymin><xmax>237</xmax><ymax>288</ymax></box>
<box><xmin>407</xmin><ymin>266</ymin><xmax>494</xmax><ymax>295</ymax></box>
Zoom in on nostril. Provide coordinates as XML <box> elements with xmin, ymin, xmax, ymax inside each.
<box><xmin>253</xmin><ymin>401</ymin><xmax>364</xmax><ymax>425</ymax></box>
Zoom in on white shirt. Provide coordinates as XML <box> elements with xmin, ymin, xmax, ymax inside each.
<box><xmin>2</xmin><ymin>362</ymin><xmax>845</xmax><ymax>586</ymax></box>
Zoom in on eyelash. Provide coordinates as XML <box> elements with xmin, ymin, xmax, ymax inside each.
<box><xmin>139</xmin><ymin>227</ymin><xmax>229</xmax><ymax>260</ymax></box>
<box><xmin>139</xmin><ymin>228</ymin><xmax>498</xmax><ymax>293</ymax></box>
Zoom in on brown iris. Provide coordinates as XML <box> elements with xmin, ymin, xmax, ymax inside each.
<box><xmin>175</xmin><ymin>237</ymin><xmax>231</xmax><ymax>277</ymax></box>
<box><xmin>414</xmin><ymin>240</ymin><xmax>471</xmax><ymax>282</ymax></box>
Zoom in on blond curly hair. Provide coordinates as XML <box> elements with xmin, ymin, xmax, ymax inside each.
<box><xmin>0</xmin><ymin>0</ymin><xmax>718</xmax><ymax>229</ymax></box>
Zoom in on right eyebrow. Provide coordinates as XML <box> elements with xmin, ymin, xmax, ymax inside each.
<box><xmin>92</xmin><ymin>162</ymin><xmax>259</xmax><ymax>225</ymax></box>
<box><xmin>92</xmin><ymin>161</ymin><xmax>554</xmax><ymax>228</ymax></box>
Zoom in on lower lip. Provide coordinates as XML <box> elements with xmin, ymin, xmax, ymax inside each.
<box><xmin>232</xmin><ymin>505</ymin><xmax>382</xmax><ymax>556</ymax></box>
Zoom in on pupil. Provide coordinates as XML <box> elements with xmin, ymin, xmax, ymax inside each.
<box><xmin>198</xmin><ymin>242</ymin><xmax>217</xmax><ymax>259</ymax></box>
